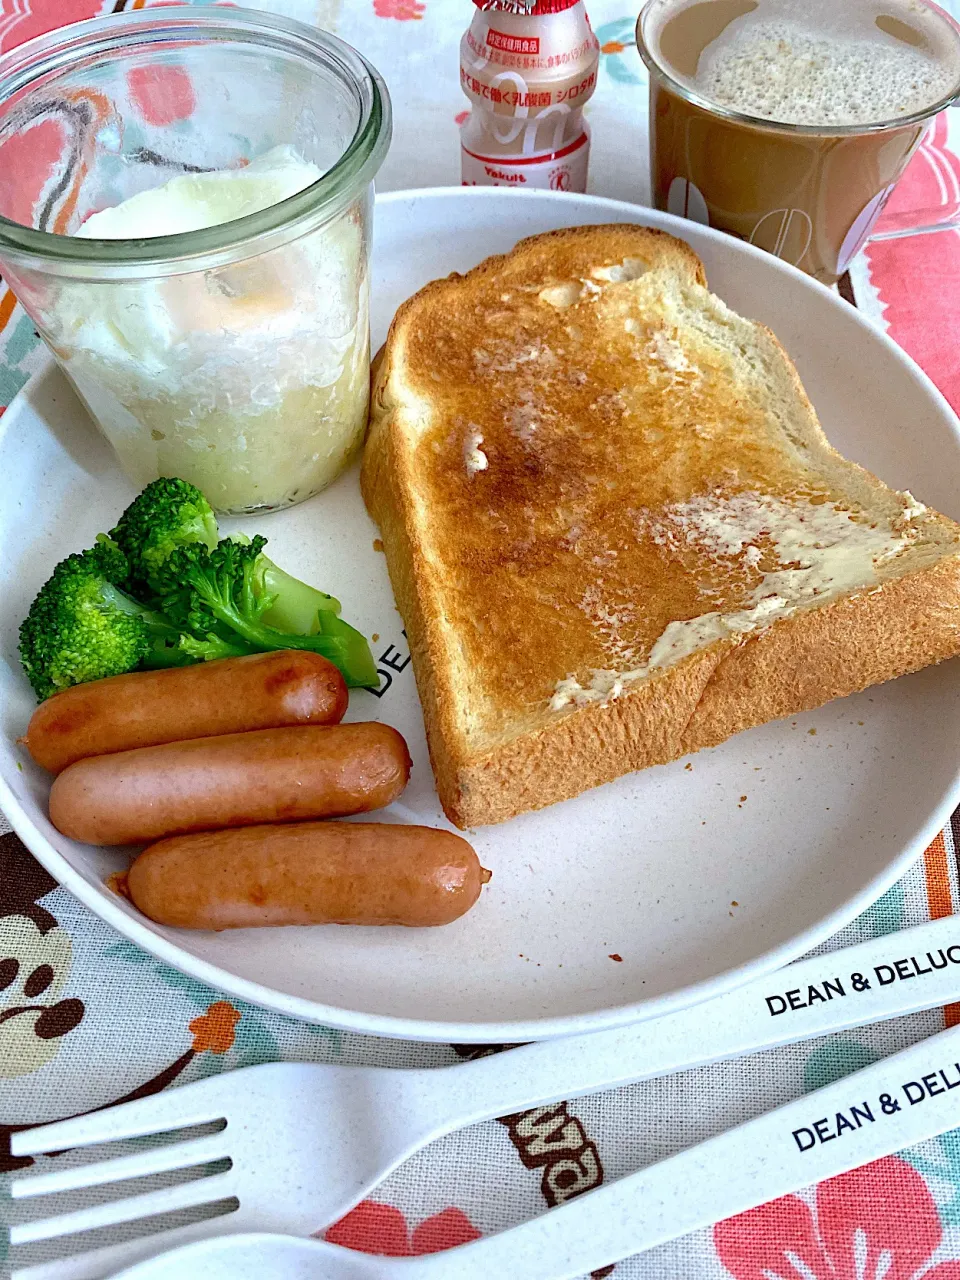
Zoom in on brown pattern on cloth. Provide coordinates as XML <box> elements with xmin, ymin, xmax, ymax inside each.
<box><xmin>0</xmin><ymin>1047</ymin><xmax>196</xmax><ymax>1174</ymax></box>
<box><xmin>0</xmin><ymin>991</ymin><xmax>241</xmax><ymax>1173</ymax></box>
<box><xmin>452</xmin><ymin>1043</ymin><xmax>613</xmax><ymax>1278</ymax></box>
<box><xmin>0</xmin><ymin>834</ymin><xmax>239</xmax><ymax>1173</ymax></box>
<box><xmin>0</xmin><ymin>834</ymin><xmax>84</xmax><ymax>1082</ymax></box>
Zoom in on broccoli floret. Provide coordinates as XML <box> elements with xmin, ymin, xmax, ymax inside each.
<box><xmin>19</xmin><ymin>543</ymin><xmax>160</xmax><ymax>701</ymax></box>
<box><xmin>18</xmin><ymin>540</ymin><xmax>252</xmax><ymax>701</ymax></box>
<box><xmin>111</xmin><ymin>477</ymin><xmax>219</xmax><ymax>594</ymax></box>
<box><xmin>20</xmin><ymin>478</ymin><xmax>379</xmax><ymax>699</ymax></box>
<box><xmin>160</xmin><ymin>536</ymin><xmax>379</xmax><ymax>689</ymax></box>
<box><xmin>185</xmin><ymin>537</ymin><xmax>341</xmax><ymax>635</ymax></box>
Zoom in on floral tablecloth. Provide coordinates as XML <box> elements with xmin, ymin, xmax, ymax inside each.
<box><xmin>3</xmin><ymin>1</ymin><xmax>960</xmax><ymax>1277</ymax></box>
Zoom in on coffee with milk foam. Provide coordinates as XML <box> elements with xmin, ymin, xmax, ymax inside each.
<box><xmin>644</xmin><ymin>0</ymin><xmax>960</xmax><ymax>284</ymax></box>
<box><xmin>655</xmin><ymin>0</ymin><xmax>960</xmax><ymax>127</ymax></box>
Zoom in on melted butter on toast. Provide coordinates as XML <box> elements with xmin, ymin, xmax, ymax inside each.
<box><xmin>402</xmin><ymin>241</ymin><xmax>927</xmax><ymax>729</ymax></box>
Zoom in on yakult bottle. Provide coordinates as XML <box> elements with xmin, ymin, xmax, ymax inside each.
<box><xmin>460</xmin><ymin>0</ymin><xmax>600</xmax><ymax>192</ymax></box>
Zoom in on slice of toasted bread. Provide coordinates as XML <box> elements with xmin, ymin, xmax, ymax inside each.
<box><xmin>362</xmin><ymin>225</ymin><xmax>960</xmax><ymax>829</ymax></box>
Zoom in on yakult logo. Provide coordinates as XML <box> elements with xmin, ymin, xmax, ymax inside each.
<box><xmin>486</xmin><ymin>166</ymin><xmax>525</xmax><ymax>183</ymax></box>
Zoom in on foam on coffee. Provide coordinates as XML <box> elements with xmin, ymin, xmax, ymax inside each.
<box><xmin>653</xmin><ymin>0</ymin><xmax>960</xmax><ymax>127</ymax></box>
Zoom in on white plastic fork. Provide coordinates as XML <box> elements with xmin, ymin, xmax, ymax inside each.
<box><xmin>99</xmin><ymin>1016</ymin><xmax>960</xmax><ymax>1278</ymax></box>
<box><xmin>9</xmin><ymin>912</ymin><xmax>960</xmax><ymax>1280</ymax></box>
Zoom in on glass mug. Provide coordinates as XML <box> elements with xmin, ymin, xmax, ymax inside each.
<box><xmin>0</xmin><ymin>6</ymin><xmax>391</xmax><ymax>514</ymax></box>
<box><xmin>636</xmin><ymin>0</ymin><xmax>960</xmax><ymax>285</ymax></box>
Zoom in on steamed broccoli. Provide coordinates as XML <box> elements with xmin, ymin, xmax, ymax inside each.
<box><xmin>258</xmin><ymin>558</ymin><xmax>343</xmax><ymax>636</ymax></box>
<box><xmin>114</xmin><ymin>483</ymin><xmax>374</xmax><ymax>670</ymax></box>
<box><xmin>19</xmin><ymin>477</ymin><xmax>379</xmax><ymax>700</ymax></box>
<box><xmin>17</xmin><ymin>539</ymin><xmax>254</xmax><ymax>700</ymax></box>
<box><xmin>19</xmin><ymin>542</ymin><xmax>168</xmax><ymax>701</ymax></box>
<box><xmin>158</xmin><ymin>536</ymin><xmax>379</xmax><ymax>688</ymax></box>
<box><xmin>110</xmin><ymin>477</ymin><xmax>219</xmax><ymax>594</ymax></box>
<box><xmin>147</xmin><ymin>532</ymin><xmax>347</xmax><ymax>637</ymax></box>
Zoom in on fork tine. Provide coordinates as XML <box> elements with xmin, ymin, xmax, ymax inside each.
<box><xmin>10</xmin><ymin>1131</ymin><xmax>230</xmax><ymax>1201</ymax></box>
<box><xmin>8</xmin><ymin>1170</ymin><xmax>236</xmax><ymax>1246</ymax></box>
<box><xmin>9</xmin><ymin>1213</ymin><xmax>242</xmax><ymax>1280</ymax></box>
<box><xmin>10</xmin><ymin>1078</ymin><xmax>227</xmax><ymax>1157</ymax></box>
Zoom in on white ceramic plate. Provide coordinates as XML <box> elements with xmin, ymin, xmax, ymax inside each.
<box><xmin>2</xmin><ymin>188</ymin><xmax>959</xmax><ymax>1043</ymax></box>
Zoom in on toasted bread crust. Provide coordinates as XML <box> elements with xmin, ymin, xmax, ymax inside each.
<box><xmin>363</xmin><ymin>225</ymin><xmax>960</xmax><ymax>828</ymax></box>
<box><xmin>450</xmin><ymin>555</ymin><xmax>960</xmax><ymax>826</ymax></box>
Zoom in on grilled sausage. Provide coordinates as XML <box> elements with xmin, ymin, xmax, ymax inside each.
<box><xmin>125</xmin><ymin>821</ymin><xmax>490</xmax><ymax>929</ymax></box>
<box><xmin>22</xmin><ymin>652</ymin><xmax>348</xmax><ymax>775</ymax></box>
<box><xmin>49</xmin><ymin>723</ymin><xmax>410</xmax><ymax>846</ymax></box>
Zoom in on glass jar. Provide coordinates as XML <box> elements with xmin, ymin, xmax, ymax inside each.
<box><xmin>0</xmin><ymin>6</ymin><xmax>391</xmax><ymax>514</ymax></box>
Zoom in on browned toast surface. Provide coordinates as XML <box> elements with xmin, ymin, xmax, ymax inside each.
<box><xmin>363</xmin><ymin>225</ymin><xmax>960</xmax><ymax>827</ymax></box>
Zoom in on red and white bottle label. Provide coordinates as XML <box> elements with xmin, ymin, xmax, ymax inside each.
<box><xmin>461</xmin><ymin>132</ymin><xmax>590</xmax><ymax>192</ymax></box>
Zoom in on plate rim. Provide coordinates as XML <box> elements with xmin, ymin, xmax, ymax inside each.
<box><xmin>2</xmin><ymin>185</ymin><xmax>959</xmax><ymax>1043</ymax></box>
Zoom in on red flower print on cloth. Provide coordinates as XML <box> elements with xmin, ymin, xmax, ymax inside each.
<box><xmin>374</xmin><ymin>0</ymin><xmax>426</xmax><ymax>20</ymax></box>
<box><xmin>864</xmin><ymin>226</ymin><xmax>960</xmax><ymax>417</ymax></box>
<box><xmin>0</xmin><ymin>120</ymin><xmax>65</xmax><ymax>226</ymax></box>
<box><xmin>325</xmin><ymin>1200</ymin><xmax>480</xmax><ymax>1256</ymax></box>
<box><xmin>715</xmin><ymin>1156</ymin><xmax>960</xmax><ymax>1280</ymax></box>
<box><xmin>0</xmin><ymin>0</ymin><xmax>106</xmax><ymax>55</ymax></box>
<box><xmin>127</xmin><ymin>64</ymin><xmax>196</xmax><ymax>127</ymax></box>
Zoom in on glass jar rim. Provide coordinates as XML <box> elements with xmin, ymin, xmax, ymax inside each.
<box><xmin>636</xmin><ymin>0</ymin><xmax>960</xmax><ymax>137</ymax></box>
<box><xmin>0</xmin><ymin>5</ymin><xmax>391</xmax><ymax>274</ymax></box>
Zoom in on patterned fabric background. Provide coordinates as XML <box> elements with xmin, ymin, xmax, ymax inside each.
<box><xmin>2</xmin><ymin>1</ymin><xmax>960</xmax><ymax>1277</ymax></box>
